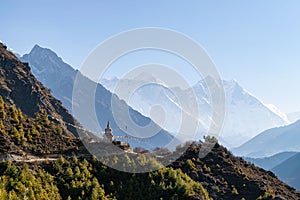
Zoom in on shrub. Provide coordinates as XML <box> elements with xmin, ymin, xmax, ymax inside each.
<box><xmin>186</xmin><ymin>159</ymin><xmax>196</xmax><ymax>171</ymax></box>
<box><xmin>0</xmin><ymin>120</ymin><xmax>4</xmax><ymax>130</ymax></box>
<box><xmin>30</xmin><ymin>126</ymin><xmax>40</xmax><ymax>138</ymax></box>
<box><xmin>55</xmin><ymin>126</ymin><xmax>63</xmax><ymax>136</ymax></box>
<box><xmin>203</xmin><ymin>164</ymin><xmax>211</xmax><ymax>173</ymax></box>
<box><xmin>232</xmin><ymin>186</ymin><xmax>239</xmax><ymax>195</ymax></box>
<box><xmin>257</xmin><ymin>191</ymin><xmax>275</xmax><ymax>199</ymax></box>
<box><xmin>203</xmin><ymin>135</ymin><xmax>218</xmax><ymax>143</ymax></box>
<box><xmin>0</xmin><ymin>111</ymin><xmax>6</xmax><ymax>119</ymax></box>
<box><xmin>10</xmin><ymin>109</ymin><xmax>19</xmax><ymax>124</ymax></box>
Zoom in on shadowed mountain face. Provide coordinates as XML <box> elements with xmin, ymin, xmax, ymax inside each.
<box><xmin>21</xmin><ymin>45</ymin><xmax>77</xmax><ymax>110</ymax></box>
<box><xmin>233</xmin><ymin>120</ymin><xmax>300</xmax><ymax>158</ymax></box>
<box><xmin>244</xmin><ymin>151</ymin><xmax>300</xmax><ymax>191</ymax></box>
<box><xmin>272</xmin><ymin>153</ymin><xmax>300</xmax><ymax>191</ymax></box>
<box><xmin>0</xmin><ymin>43</ymin><xmax>78</xmax><ymax>137</ymax></box>
<box><xmin>244</xmin><ymin>151</ymin><xmax>298</xmax><ymax>170</ymax></box>
<box><xmin>21</xmin><ymin>45</ymin><xmax>175</xmax><ymax>149</ymax></box>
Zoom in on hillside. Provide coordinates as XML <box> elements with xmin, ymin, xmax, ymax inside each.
<box><xmin>0</xmin><ymin>95</ymin><xmax>79</xmax><ymax>156</ymax></box>
<box><xmin>170</xmin><ymin>142</ymin><xmax>300</xmax><ymax>200</ymax></box>
<box><xmin>272</xmin><ymin>153</ymin><xmax>300</xmax><ymax>191</ymax></box>
<box><xmin>0</xmin><ymin>92</ymin><xmax>298</xmax><ymax>199</ymax></box>
<box><xmin>1</xmin><ymin>140</ymin><xmax>299</xmax><ymax>199</ymax></box>
<box><xmin>233</xmin><ymin>120</ymin><xmax>300</xmax><ymax>158</ymax></box>
<box><xmin>0</xmin><ymin>155</ymin><xmax>211</xmax><ymax>200</ymax></box>
<box><xmin>0</xmin><ymin>42</ymin><xmax>78</xmax><ymax>137</ymax></box>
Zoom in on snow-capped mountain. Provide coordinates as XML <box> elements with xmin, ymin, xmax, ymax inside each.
<box><xmin>100</xmin><ymin>77</ymin><xmax>290</xmax><ymax>148</ymax></box>
<box><xmin>219</xmin><ymin>80</ymin><xmax>289</xmax><ymax>147</ymax></box>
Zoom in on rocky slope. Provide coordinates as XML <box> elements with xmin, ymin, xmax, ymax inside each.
<box><xmin>0</xmin><ymin>42</ymin><xmax>78</xmax><ymax>137</ymax></box>
<box><xmin>0</xmin><ymin>95</ymin><xmax>79</xmax><ymax>156</ymax></box>
<box><xmin>170</xmin><ymin>142</ymin><xmax>300</xmax><ymax>199</ymax></box>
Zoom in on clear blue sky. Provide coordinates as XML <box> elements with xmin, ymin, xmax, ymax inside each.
<box><xmin>0</xmin><ymin>0</ymin><xmax>300</xmax><ymax>113</ymax></box>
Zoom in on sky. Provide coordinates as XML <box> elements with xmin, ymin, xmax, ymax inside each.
<box><xmin>0</xmin><ymin>0</ymin><xmax>300</xmax><ymax>113</ymax></box>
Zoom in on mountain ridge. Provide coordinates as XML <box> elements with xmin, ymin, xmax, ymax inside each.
<box><xmin>233</xmin><ymin>119</ymin><xmax>300</xmax><ymax>158</ymax></box>
<box><xmin>0</xmin><ymin>42</ymin><xmax>79</xmax><ymax>137</ymax></box>
<box><xmin>244</xmin><ymin>151</ymin><xmax>298</xmax><ymax>170</ymax></box>
<box><xmin>272</xmin><ymin>152</ymin><xmax>300</xmax><ymax>191</ymax></box>
<box><xmin>21</xmin><ymin>45</ymin><xmax>175</xmax><ymax>150</ymax></box>
<box><xmin>100</xmin><ymin>76</ymin><xmax>290</xmax><ymax>148</ymax></box>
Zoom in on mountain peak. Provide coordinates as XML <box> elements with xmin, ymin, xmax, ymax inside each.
<box><xmin>0</xmin><ymin>42</ymin><xmax>79</xmax><ymax>137</ymax></box>
<box><xmin>32</xmin><ymin>44</ymin><xmax>42</xmax><ymax>50</ymax></box>
<box><xmin>29</xmin><ymin>44</ymin><xmax>58</xmax><ymax>58</ymax></box>
<box><xmin>223</xmin><ymin>79</ymin><xmax>240</xmax><ymax>88</ymax></box>
<box><xmin>21</xmin><ymin>44</ymin><xmax>75</xmax><ymax>77</ymax></box>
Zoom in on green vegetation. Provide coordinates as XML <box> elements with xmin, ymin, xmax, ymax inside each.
<box><xmin>0</xmin><ymin>161</ymin><xmax>61</xmax><ymax>200</ymax></box>
<box><xmin>0</xmin><ymin>96</ymin><xmax>77</xmax><ymax>155</ymax></box>
<box><xmin>203</xmin><ymin>164</ymin><xmax>211</xmax><ymax>173</ymax></box>
<box><xmin>0</xmin><ymin>94</ymin><xmax>297</xmax><ymax>199</ymax></box>
<box><xmin>186</xmin><ymin>159</ymin><xmax>196</xmax><ymax>171</ymax></box>
<box><xmin>1</xmin><ymin>103</ymin><xmax>40</xmax><ymax>144</ymax></box>
<box><xmin>49</xmin><ymin>157</ymin><xmax>112</xmax><ymax>200</ymax></box>
<box><xmin>0</xmin><ymin>156</ymin><xmax>210</xmax><ymax>200</ymax></box>
<box><xmin>231</xmin><ymin>185</ymin><xmax>239</xmax><ymax>196</ymax></box>
<box><xmin>203</xmin><ymin>135</ymin><xmax>218</xmax><ymax>143</ymax></box>
<box><xmin>0</xmin><ymin>96</ymin><xmax>6</xmax><ymax>119</ymax></box>
<box><xmin>257</xmin><ymin>191</ymin><xmax>275</xmax><ymax>199</ymax></box>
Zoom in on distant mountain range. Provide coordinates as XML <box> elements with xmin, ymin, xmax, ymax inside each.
<box><xmin>19</xmin><ymin>44</ymin><xmax>300</xmax><ymax>156</ymax></box>
<box><xmin>244</xmin><ymin>151</ymin><xmax>298</xmax><ymax>170</ymax></box>
<box><xmin>233</xmin><ymin>119</ymin><xmax>300</xmax><ymax>158</ymax></box>
<box><xmin>245</xmin><ymin>151</ymin><xmax>300</xmax><ymax>190</ymax></box>
<box><xmin>100</xmin><ymin>76</ymin><xmax>290</xmax><ymax>148</ymax></box>
<box><xmin>272</xmin><ymin>152</ymin><xmax>300</xmax><ymax>191</ymax></box>
<box><xmin>20</xmin><ymin>45</ymin><xmax>175</xmax><ymax>149</ymax></box>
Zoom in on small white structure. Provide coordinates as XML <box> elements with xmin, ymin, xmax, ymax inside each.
<box><xmin>104</xmin><ymin>121</ymin><xmax>113</xmax><ymax>142</ymax></box>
